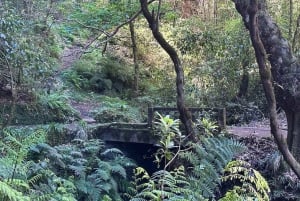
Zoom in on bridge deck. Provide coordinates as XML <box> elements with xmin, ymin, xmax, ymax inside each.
<box><xmin>90</xmin><ymin>122</ymin><xmax>160</xmax><ymax>144</ymax></box>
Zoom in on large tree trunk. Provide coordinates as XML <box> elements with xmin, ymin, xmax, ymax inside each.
<box><xmin>139</xmin><ymin>0</ymin><xmax>195</xmax><ymax>141</ymax></box>
<box><xmin>233</xmin><ymin>0</ymin><xmax>300</xmax><ymax>177</ymax></box>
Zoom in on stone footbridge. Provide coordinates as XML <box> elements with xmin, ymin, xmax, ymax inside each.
<box><xmin>91</xmin><ymin>107</ymin><xmax>226</xmax><ymax>144</ymax></box>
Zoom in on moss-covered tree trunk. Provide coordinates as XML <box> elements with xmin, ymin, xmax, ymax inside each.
<box><xmin>233</xmin><ymin>0</ymin><xmax>300</xmax><ymax>177</ymax></box>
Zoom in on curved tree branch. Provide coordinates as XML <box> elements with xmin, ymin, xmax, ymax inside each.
<box><xmin>73</xmin><ymin>0</ymin><xmax>156</xmax><ymax>52</ymax></box>
<box><xmin>139</xmin><ymin>0</ymin><xmax>195</xmax><ymax>141</ymax></box>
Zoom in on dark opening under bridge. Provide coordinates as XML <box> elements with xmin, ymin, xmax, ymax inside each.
<box><xmin>91</xmin><ymin>107</ymin><xmax>226</xmax><ymax>144</ymax></box>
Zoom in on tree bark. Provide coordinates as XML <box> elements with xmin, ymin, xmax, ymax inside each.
<box><xmin>129</xmin><ymin>21</ymin><xmax>139</xmax><ymax>95</ymax></box>
<box><xmin>139</xmin><ymin>0</ymin><xmax>195</xmax><ymax>141</ymax></box>
<box><xmin>233</xmin><ymin>0</ymin><xmax>300</xmax><ymax>178</ymax></box>
<box><xmin>289</xmin><ymin>0</ymin><xmax>293</xmax><ymax>40</ymax></box>
<box><xmin>292</xmin><ymin>15</ymin><xmax>300</xmax><ymax>52</ymax></box>
<box><xmin>237</xmin><ymin>61</ymin><xmax>249</xmax><ymax>98</ymax></box>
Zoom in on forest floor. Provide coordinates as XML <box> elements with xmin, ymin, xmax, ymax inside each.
<box><xmin>227</xmin><ymin>115</ymin><xmax>285</xmax><ymax>169</ymax></box>
<box><xmin>227</xmin><ymin>113</ymin><xmax>287</xmax><ymax>138</ymax></box>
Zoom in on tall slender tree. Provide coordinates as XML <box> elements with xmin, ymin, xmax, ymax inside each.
<box><xmin>139</xmin><ymin>0</ymin><xmax>195</xmax><ymax>141</ymax></box>
<box><xmin>129</xmin><ymin>20</ymin><xmax>140</xmax><ymax>95</ymax></box>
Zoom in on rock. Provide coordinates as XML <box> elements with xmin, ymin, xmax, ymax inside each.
<box><xmin>58</xmin><ymin>123</ymin><xmax>88</xmax><ymax>143</ymax></box>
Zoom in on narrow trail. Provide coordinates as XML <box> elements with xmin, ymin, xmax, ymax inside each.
<box><xmin>58</xmin><ymin>41</ymin><xmax>98</xmax><ymax>123</ymax></box>
<box><xmin>227</xmin><ymin>115</ymin><xmax>287</xmax><ymax>138</ymax></box>
<box><xmin>60</xmin><ymin>44</ymin><xmax>83</xmax><ymax>71</ymax></box>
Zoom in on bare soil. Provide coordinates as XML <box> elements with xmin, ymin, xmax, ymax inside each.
<box><xmin>227</xmin><ymin>113</ymin><xmax>287</xmax><ymax>138</ymax></box>
<box><xmin>59</xmin><ymin>42</ymin><xmax>99</xmax><ymax>122</ymax></box>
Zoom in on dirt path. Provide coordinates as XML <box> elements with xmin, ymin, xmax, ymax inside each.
<box><xmin>227</xmin><ymin>116</ymin><xmax>287</xmax><ymax>138</ymax></box>
<box><xmin>58</xmin><ymin>42</ymin><xmax>99</xmax><ymax>123</ymax></box>
<box><xmin>60</xmin><ymin>44</ymin><xmax>83</xmax><ymax>71</ymax></box>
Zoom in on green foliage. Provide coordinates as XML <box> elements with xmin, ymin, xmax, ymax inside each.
<box><xmin>174</xmin><ymin>17</ymin><xmax>261</xmax><ymax>107</ymax></box>
<box><xmin>222</xmin><ymin>160</ymin><xmax>270</xmax><ymax>201</ymax></box>
<box><xmin>0</xmin><ymin>98</ymin><xmax>81</xmax><ymax>126</ymax></box>
<box><xmin>45</xmin><ymin>123</ymin><xmax>66</xmax><ymax>146</ymax></box>
<box><xmin>260</xmin><ymin>151</ymin><xmax>285</xmax><ymax>175</ymax></box>
<box><xmin>195</xmin><ymin>118</ymin><xmax>218</xmax><ymax>137</ymax></box>
<box><xmin>152</xmin><ymin>112</ymin><xmax>183</xmax><ymax>168</ymax></box>
<box><xmin>219</xmin><ymin>189</ymin><xmax>243</xmax><ymax>201</ymax></box>
<box><xmin>93</xmin><ymin>96</ymin><xmax>143</xmax><ymax>123</ymax></box>
<box><xmin>0</xmin><ymin>1</ymin><xmax>59</xmax><ymax>96</ymax></box>
<box><xmin>0</xmin><ymin>128</ymin><xmax>46</xmax><ymax>162</ymax></box>
<box><xmin>128</xmin><ymin>166</ymin><xmax>203</xmax><ymax>201</ymax></box>
<box><xmin>0</xmin><ymin>180</ymin><xmax>30</xmax><ymax>201</ymax></box>
<box><xmin>0</xmin><ymin>127</ymin><xmax>70</xmax><ymax>200</ymax></box>
<box><xmin>63</xmin><ymin>55</ymin><xmax>134</xmax><ymax>94</ymax></box>
<box><xmin>129</xmin><ymin>114</ymin><xmax>247</xmax><ymax>200</ymax></box>
<box><xmin>100</xmin><ymin>56</ymin><xmax>134</xmax><ymax>91</ymax></box>
<box><xmin>226</xmin><ymin>100</ymin><xmax>265</xmax><ymax>125</ymax></box>
<box><xmin>38</xmin><ymin>92</ymin><xmax>79</xmax><ymax>122</ymax></box>
<box><xmin>58</xmin><ymin>0</ymin><xmax>140</xmax><ymax>43</ymax></box>
<box><xmin>180</xmin><ymin>137</ymin><xmax>246</xmax><ymax>199</ymax></box>
<box><xmin>127</xmin><ymin>114</ymin><xmax>198</xmax><ymax>201</ymax></box>
<box><xmin>29</xmin><ymin>139</ymin><xmax>136</xmax><ymax>200</ymax></box>
<box><xmin>270</xmin><ymin>170</ymin><xmax>300</xmax><ymax>200</ymax></box>
<box><xmin>260</xmin><ymin>155</ymin><xmax>300</xmax><ymax>201</ymax></box>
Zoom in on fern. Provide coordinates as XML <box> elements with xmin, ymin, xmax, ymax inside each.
<box><xmin>219</xmin><ymin>188</ymin><xmax>244</xmax><ymax>201</ymax></box>
<box><xmin>129</xmin><ymin>166</ymin><xmax>204</xmax><ymax>201</ymax></box>
<box><xmin>179</xmin><ymin>136</ymin><xmax>246</xmax><ymax>199</ymax></box>
<box><xmin>38</xmin><ymin>92</ymin><xmax>78</xmax><ymax>120</ymax></box>
<box><xmin>29</xmin><ymin>143</ymin><xmax>65</xmax><ymax>168</ymax></box>
<box><xmin>101</xmin><ymin>147</ymin><xmax>124</xmax><ymax>157</ymax></box>
<box><xmin>269</xmin><ymin>170</ymin><xmax>300</xmax><ymax>200</ymax></box>
<box><xmin>221</xmin><ymin>160</ymin><xmax>270</xmax><ymax>201</ymax></box>
<box><xmin>27</xmin><ymin>173</ymin><xmax>43</xmax><ymax>186</ymax></box>
<box><xmin>0</xmin><ymin>180</ymin><xmax>30</xmax><ymax>201</ymax></box>
<box><xmin>0</xmin><ymin>128</ymin><xmax>53</xmax><ymax>200</ymax></box>
<box><xmin>1</xmin><ymin>128</ymin><xmax>46</xmax><ymax>160</ymax></box>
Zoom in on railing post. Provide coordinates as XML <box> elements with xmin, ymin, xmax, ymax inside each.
<box><xmin>147</xmin><ymin>106</ymin><xmax>154</xmax><ymax>127</ymax></box>
<box><xmin>218</xmin><ymin>108</ymin><xmax>226</xmax><ymax>130</ymax></box>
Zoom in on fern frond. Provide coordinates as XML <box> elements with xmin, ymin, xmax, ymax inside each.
<box><xmin>29</xmin><ymin>193</ymin><xmax>52</xmax><ymax>201</ymax></box>
<box><xmin>5</xmin><ymin>179</ymin><xmax>30</xmax><ymax>192</ymax></box>
<box><xmin>102</xmin><ymin>148</ymin><xmax>124</xmax><ymax>157</ymax></box>
<box><xmin>0</xmin><ymin>180</ymin><xmax>30</xmax><ymax>201</ymax></box>
<box><xmin>110</xmin><ymin>163</ymin><xmax>127</xmax><ymax>178</ymax></box>
<box><xmin>28</xmin><ymin>173</ymin><xmax>43</xmax><ymax>186</ymax></box>
<box><xmin>180</xmin><ymin>136</ymin><xmax>246</xmax><ymax>199</ymax></box>
<box><xmin>70</xmin><ymin>151</ymin><xmax>83</xmax><ymax>158</ymax></box>
<box><xmin>129</xmin><ymin>198</ymin><xmax>147</xmax><ymax>201</ymax></box>
<box><xmin>222</xmin><ymin>160</ymin><xmax>270</xmax><ymax>201</ymax></box>
<box><xmin>68</xmin><ymin>164</ymin><xmax>86</xmax><ymax>177</ymax></box>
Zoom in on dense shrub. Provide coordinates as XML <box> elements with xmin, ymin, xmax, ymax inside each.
<box><xmin>93</xmin><ymin>96</ymin><xmax>144</xmax><ymax>123</ymax></box>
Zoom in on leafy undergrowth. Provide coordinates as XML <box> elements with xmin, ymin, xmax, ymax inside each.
<box><xmin>235</xmin><ymin>135</ymin><xmax>300</xmax><ymax>201</ymax></box>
